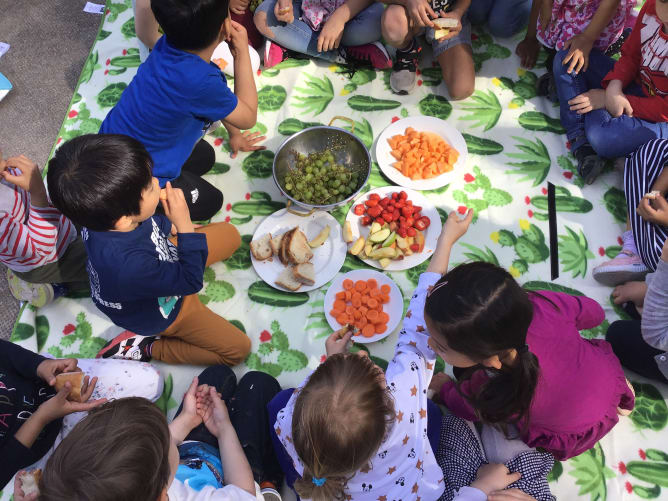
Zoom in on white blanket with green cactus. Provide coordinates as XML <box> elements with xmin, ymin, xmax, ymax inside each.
<box><xmin>3</xmin><ymin>1</ymin><xmax>668</xmax><ymax>499</ymax></box>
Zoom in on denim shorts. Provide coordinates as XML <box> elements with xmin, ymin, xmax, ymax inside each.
<box><xmin>423</xmin><ymin>14</ymin><xmax>472</xmax><ymax>59</ymax></box>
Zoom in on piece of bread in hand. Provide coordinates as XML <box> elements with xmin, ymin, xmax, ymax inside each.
<box><xmin>433</xmin><ymin>17</ymin><xmax>458</xmax><ymax>39</ymax></box>
<box><xmin>287</xmin><ymin>229</ymin><xmax>314</xmax><ymax>264</ymax></box>
<box><xmin>54</xmin><ymin>372</ymin><xmax>84</xmax><ymax>402</ymax></box>
<box><xmin>645</xmin><ymin>190</ymin><xmax>662</xmax><ymax>200</ymax></box>
<box><xmin>293</xmin><ymin>263</ymin><xmax>315</xmax><ymax>286</ymax></box>
<box><xmin>270</xmin><ymin>233</ymin><xmax>284</xmax><ymax>256</ymax></box>
<box><xmin>19</xmin><ymin>469</ymin><xmax>42</xmax><ymax>497</ymax></box>
<box><xmin>275</xmin><ymin>267</ymin><xmax>302</xmax><ymax>291</ymax></box>
<box><xmin>250</xmin><ymin>233</ymin><xmax>273</xmax><ymax>261</ymax></box>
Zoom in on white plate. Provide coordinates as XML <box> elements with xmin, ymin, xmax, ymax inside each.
<box><xmin>345</xmin><ymin>186</ymin><xmax>442</xmax><ymax>271</ymax></box>
<box><xmin>211</xmin><ymin>42</ymin><xmax>261</xmax><ymax>77</ymax></box>
<box><xmin>250</xmin><ymin>209</ymin><xmax>346</xmax><ymax>292</ymax></box>
<box><xmin>375</xmin><ymin>116</ymin><xmax>468</xmax><ymax>191</ymax></box>
<box><xmin>323</xmin><ymin>269</ymin><xmax>403</xmax><ymax>344</ymax></box>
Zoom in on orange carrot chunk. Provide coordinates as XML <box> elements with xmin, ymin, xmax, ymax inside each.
<box><xmin>380</xmin><ymin>284</ymin><xmax>391</xmax><ymax>294</ymax></box>
<box><xmin>343</xmin><ymin>279</ymin><xmax>354</xmax><ymax>290</ymax></box>
<box><xmin>375</xmin><ymin>323</ymin><xmax>387</xmax><ymax>334</ymax></box>
<box><xmin>362</xmin><ymin>324</ymin><xmax>376</xmax><ymax>337</ymax></box>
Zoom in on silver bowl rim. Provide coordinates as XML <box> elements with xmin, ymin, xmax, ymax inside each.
<box><xmin>272</xmin><ymin>125</ymin><xmax>372</xmax><ymax>211</ymax></box>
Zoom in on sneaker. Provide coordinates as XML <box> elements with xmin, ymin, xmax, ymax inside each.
<box><xmin>96</xmin><ymin>331</ymin><xmax>155</xmax><ymax>362</ymax></box>
<box><xmin>536</xmin><ymin>72</ymin><xmax>558</xmax><ymax>103</ymax></box>
<box><xmin>340</xmin><ymin>42</ymin><xmax>392</xmax><ymax>70</ymax></box>
<box><xmin>264</xmin><ymin>40</ymin><xmax>288</xmax><ymax>69</ymax></box>
<box><xmin>261</xmin><ymin>487</ymin><xmax>282</xmax><ymax>501</ymax></box>
<box><xmin>390</xmin><ymin>38</ymin><xmax>420</xmax><ymax>95</ymax></box>
<box><xmin>574</xmin><ymin>144</ymin><xmax>606</xmax><ymax>185</ymax></box>
<box><xmin>593</xmin><ymin>252</ymin><xmax>649</xmax><ymax>286</ymax></box>
<box><xmin>6</xmin><ymin>269</ymin><xmax>55</xmax><ymax>307</ymax></box>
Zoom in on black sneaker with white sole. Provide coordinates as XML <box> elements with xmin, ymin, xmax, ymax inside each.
<box><xmin>96</xmin><ymin>331</ymin><xmax>155</xmax><ymax>362</ymax></box>
<box><xmin>390</xmin><ymin>38</ymin><xmax>421</xmax><ymax>95</ymax></box>
<box><xmin>574</xmin><ymin>144</ymin><xmax>606</xmax><ymax>185</ymax></box>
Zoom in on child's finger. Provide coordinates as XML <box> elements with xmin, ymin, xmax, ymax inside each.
<box><xmin>463</xmin><ymin>208</ymin><xmax>475</xmax><ymax>224</ymax></box>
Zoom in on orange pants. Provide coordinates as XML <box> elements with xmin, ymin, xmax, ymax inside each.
<box><xmin>151</xmin><ymin>223</ymin><xmax>251</xmax><ymax>366</ymax></box>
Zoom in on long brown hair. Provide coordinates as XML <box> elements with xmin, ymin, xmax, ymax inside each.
<box><xmin>292</xmin><ymin>353</ymin><xmax>395</xmax><ymax>500</ymax></box>
<box><xmin>40</xmin><ymin>397</ymin><xmax>172</xmax><ymax>501</ymax></box>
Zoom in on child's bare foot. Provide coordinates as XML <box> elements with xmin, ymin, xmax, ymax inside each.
<box><xmin>612</xmin><ymin>281</ymin><xmax>647</xmax><ymax>313</ymax></box>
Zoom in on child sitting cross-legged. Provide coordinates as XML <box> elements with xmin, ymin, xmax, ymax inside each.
<box><xmin>32</xmin><ymin>367</ymin><xmax>283</xmax><ymax>501</ymax></box>
<box><xmin>46</xmin><ymin>134</ymin><xmax>251</xmax><ymax>366</ymax></box>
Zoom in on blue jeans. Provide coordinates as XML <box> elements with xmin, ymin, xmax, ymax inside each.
<box><xmin>254</xmin><ymin>0</ymin><xmax>384</xmax><ymax>62</ymax></box>
<box><xmin>467</xmin><ymin>0</ymin><xmax>531</xmax><ymax>38</ymax></box>
<box><xmin>267</xmin><ymin>388</ymin><xmax>443</xmax><ymax>497</ymax></box>
<box><xmin>554</xmin><ymin>48</ymin><xmax>668</xmax><ymax>158</ymax></box>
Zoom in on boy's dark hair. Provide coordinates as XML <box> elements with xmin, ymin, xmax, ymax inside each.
<box><xmin>151</xmin><ymin>0</ymin><xmax>230</xmax><ymax>51</ymax></box>
<box><xmin>39</xmin><ymin>397</ymin><xmax>172</xmax><ymax>501</ymax></box>
<box><xmin>424</xmin><ymin>262</ymin><xmax>541</xmax><ymax>434</ymax></box>
<box><xmin>47</xmin><ymin>134</ymin><xmax>153</xmax><ymax>232</ymax></box>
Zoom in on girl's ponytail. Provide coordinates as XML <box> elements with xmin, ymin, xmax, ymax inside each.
<box><xmin>424</xmin><ymin>262</ymin><xmax>541</xmax><ymax>431</ymax></box>
<box><xmin>294</xmin><ymin>472</ymin><xmax>349</xmax><ymax>501</ymax></box>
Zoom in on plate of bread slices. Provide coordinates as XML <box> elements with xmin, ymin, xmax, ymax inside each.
<box><xmin>250</xmin><ymin>209</ymin><xmax>347</xmax><ymax>292</ymax></box>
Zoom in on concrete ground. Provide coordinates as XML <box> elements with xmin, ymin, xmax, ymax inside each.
<box><xmin>0</xmin><ymin>0</ymin><xmax>100</xmax><ymax>340</ymax></box>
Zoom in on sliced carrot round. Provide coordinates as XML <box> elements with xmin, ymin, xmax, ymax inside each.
<box><xmin>354</xmin><ymin>320</ymin><xmax>364</xmax><ymax>330</ymax></box>
<box><xmin>367</xmin><ymin>298</ymin><xmax>378</xmax><ymax>309</ymax></box>
<box><xmin>345</xmin><ymin>305</ymin><xmax>355</xmax><ymax>316</ymax></box>
<box><xmin>362</xmin><ymin>324</ymin><xmax>376</xmax><ymax>337</ymax></box>
<box><xmin>380</xmin><ymin>284</ymin><xmax>391</xmax><ymax>294</ymax></box>
<box><xmin>379</xmin><ymin>294</ymin><xmax>390</xmax><ymax>304</ymax></box>
<box><xmin>366</xmin><ymin>279</ymin><xmax>378</xmax><ymax>290</ymax></box>
<box><xmin>379</xmin><ymin>312</ymin><xmax>390</xmax><ymax>324</ymax></box>
<box><xmin>336</xmin><ymin>315</ymin><xmax>347</xmax><ymax>325</ymax></box>
<box><xmin>375</xmin><ymin>323</ymin><xmax>387</xmax><ymax>334</ymax></box>
<box><xmin>345</xmin><ymin>290</ymin><xmax>352</xmax><ymax>301</ymax></box>
<box><xmin>367</xmin><ymin>309</ymin><xmax>379</xmax><ymax>321</ymax></box>
<box><xmin>351</xmin><ymin>291</ymin><xmax>362</xmax><ymax>303</ymax></box>
<box><xmin>333</xmin><ymin>300</ymin><xmax>346</xmax><ymax>312</ymax></box>
<box><xmin>352</xmin><ymin>298</ymin><xmax>362</xmax><ymax>308</ymax></box>
<box><xmin>353</xmin><ymin>309</ymin><xmax>362</xmax><ymax>320</ymax></box>
<box><xmin>335</xmin><ymin>291</ymin><xmax>347</xmax><ymax>301</ymax></box>
<box><xmin>359</xmin><ymin>306</ymin><xmax>369</xmax><ymax>315</ymax></box>
<box><xmin>369</xmin><ymin>288</ymin><xmax>380</xmax><ymax>298</ymax></box>
<box><xmin>358</xmin><ymin>317</ymin><xmax>368</xmax><ymax>328</ymax></box>
<box><xmin>354</xmin><ymin>280</ymin><xmax>367</xmax><ymax>292</ymax></box>
<box><xmin>343</xmin><ymin>279</ymin><xmax>354</xmax><ymax>290</ymax></box>
<box><xmin>361</xmin><ymin>295</ymin><xmax>368</xmax><ymax>305</ymax></box>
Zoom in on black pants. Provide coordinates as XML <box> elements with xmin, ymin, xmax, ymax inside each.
<box><xmin>606</xmin><ymin>320</ymin><xmax>667</xmax><ymax>383</ymax></box>
<box><xmin>163</xmin><ymin>140</ymin><xmax>223</xmax><ymax>222</ymax></box>
<box><xmin>174</xmin><ymin>365</ymin><xmax>284</xmax><ymax>486</ymax></box>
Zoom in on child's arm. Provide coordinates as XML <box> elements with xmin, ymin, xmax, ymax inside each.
<box><xmin>562</xmin><ymin>0</ymin><xmax>621</xmax><ymax>74</ymax></box>
<box><xmin>169</xmin><ymin>377</ymin><xmax>204</xmax><ymax>443</ymax></box>
<box><xmin>134</xmin><ymin>0</ymin><xmax>162</xmax><ymax>49</ymax></box>
<box><xmin>641</xmin><ymin>237</ymin><xmax>668</xmax><ymax>352</ymax></box>
<box><xmin>318</xmin><ymin>0</ymin><xmax>375</xmax><ymax>52</ymax></box>
<box><xmin>426</xmin><ymin>208</ymin><xmax>474</xmax><ymax>275</ymax></box>
<box><xmin>222</xmin><ymin>22</ymin><xmax>258</xmax><ymax>131</ymax></box>
<box><xmin>199</xmin><ymin>387</ymin><xmax>256</xmax><ymax>496</ymax></box>
<box><xmin>222</xmin><ymin>122</ymin><xmax>267</xmax><ymax>159</ymax></box>
<box><xmin>515</xmin><ymin>0</ymin><xmax>542</xmax><ymax>69</ymax></box>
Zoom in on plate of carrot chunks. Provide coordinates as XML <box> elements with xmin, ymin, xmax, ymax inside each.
<box><xmin>324</xmin><ymin>270</ymin><xmax>403</xmax><ymax>343</ymax></box>
<box><xmin>375</xmin><ymin>116</ymin><xmax>468</xmax><ymax>191</ymax></box>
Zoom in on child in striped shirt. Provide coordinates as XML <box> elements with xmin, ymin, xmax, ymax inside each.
<box><xmin>1</xmin><ymin>153</ymin><xmax>88</xmax><ymax>306</ymax></box>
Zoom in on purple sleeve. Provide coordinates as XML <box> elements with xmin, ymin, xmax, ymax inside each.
<box><xmin>537</xmin><ymin>291</ymin><xmax>605</xmax><ymax>331</ymax></box>
<box><xmin>439</xmin><ymin>371</ymin><xmax>489</xmax><ymax>422</ymax></box>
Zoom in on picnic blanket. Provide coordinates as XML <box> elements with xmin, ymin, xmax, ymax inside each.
<box><xmin>3</xmin><ymin>0</ymin><xmax>668</xmax><ymax>499</ymax></box>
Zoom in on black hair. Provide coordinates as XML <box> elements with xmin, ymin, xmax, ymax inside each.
<box><xmin>151</xmin><ymin>0</ymin><xmax>230</xmax><ymax>51</ymax></box>
<box><xmin>424</xmin><ymin>262</ymin><xmax>541</xmax><ymax>433</ymax></box>
<box><xmin>47</xmin><ymin>134</ymin><xmax>153</xmax><ymax>232</ymax></box>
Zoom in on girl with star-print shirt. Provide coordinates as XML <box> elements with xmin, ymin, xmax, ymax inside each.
<box><xmin>267</xmin><ymin>210</ymin><xmax>523</xmax><ymax>501</ymax></box>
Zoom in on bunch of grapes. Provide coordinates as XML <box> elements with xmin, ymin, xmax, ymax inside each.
<box><xmin>284</xmin><ymin>150</ymin><xmax>360</xmax><ymax>205</ymax></box>
<box><xmin>249</xmin><ymin>0</ymin><xmax>262</xmax><ymax>11</ymax></box>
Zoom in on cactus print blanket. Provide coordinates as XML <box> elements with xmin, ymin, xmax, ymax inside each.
<box><xmin>3</xmin><ymin>0</ymin><xmax>668</xmax><ymax>499</ymax></box>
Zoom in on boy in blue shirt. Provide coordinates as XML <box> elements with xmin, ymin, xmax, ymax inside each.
<box><xmin>99</xmin><ymin>0</ymin><xmax>260</xmax><ymax>222</ymax></box>
<box><xmin>47</xmin><ymin>134</ymin><xmax>251</xmax><ymax>366</ymax></box>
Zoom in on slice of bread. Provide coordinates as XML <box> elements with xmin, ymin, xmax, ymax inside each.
<box><xmin>55</xmin><ymin>372</ymin><xmax>84</xmax><ymax>402</ymax></box>
<box><xmin>279</xmin><ymin>228</ymin><xmax>295</xmax><ymax>265</ymax></box>
<box><xmin>275</xmin><ymin>267</ymin><xmax>302</xmax><ymax>291</ymax></box>
<box><xmin>287</xmin><ymin>229</ymin><xmax>314</xmax><ymax>264</ymax></box>
<box><xmin>433</xmin><ymin>17</ymin><xmax>458</xmax><ymax>39</ymax></box>
<box><xmin>19</xmin><ymin>469</ymin><xmax>42</xmax><ymax>497</ymax></box>
<box><xmin>293</xmin><ymin>263</ymin><xmax>315</xmax><ymax>286</ymax></box>
<box><xmin>250</xmin><ymin>233</ymin><xmax>273</xmax><ymax>261</ymax></box>
<box><xmin>270</xmin><ymin>234</ymin><xmax>284</xmax><ymax>256</ymax></box>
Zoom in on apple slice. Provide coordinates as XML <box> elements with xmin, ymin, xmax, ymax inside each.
<box><xmin>415</xmin><ymin>230</ymin><xmax>425</xmax><ymax>253</ymax></box>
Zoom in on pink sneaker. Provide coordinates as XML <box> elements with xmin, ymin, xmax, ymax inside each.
<box><xmin>263</xmin><ymin>40</ymin><xmax>287</xmax><ymax>69</ymax></box>
<box><xmin>592</xmin><ymin>251</ymin><xmax>649</xmax><ymax>286</ymax></box>
<box><xmin>342</xmin><ymin>42</ymin><xmax>392</xmax><ymax>70</ymax></box>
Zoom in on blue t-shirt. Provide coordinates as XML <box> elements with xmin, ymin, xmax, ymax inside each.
<box><xmin>99</xmin><ymin>37</ymin><xmax>238</xmax><ymax>185</ymax></box>
<box><xmin>177</xmin><ymin>441</ymin><xmax>224</xmax><ymax>491</ymax></box>
<box><xmin>82</xmin><ymin>215</ymin><xmax>208</xmax><ymax>335</ymax></box>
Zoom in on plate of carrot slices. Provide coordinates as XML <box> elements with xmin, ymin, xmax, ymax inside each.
<box><xmin>375</xmin><ymin>116</ymin><xmax>468</xmax><ymax>191</ymax></box>
<box><xmin>324</xmin><ymin>269</ymin><xmax>403</xmax><ymax>343</ymax></box>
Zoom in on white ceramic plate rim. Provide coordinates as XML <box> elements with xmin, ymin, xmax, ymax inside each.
<box><xmin>375</xmin><ymin>116</ymin><xmax>468</xmax><ymax>191</ymax></box>
<box><xmin>323</xmin><ymin>269</ymin><xmax>404</xmax><ymax>344</ymax></box>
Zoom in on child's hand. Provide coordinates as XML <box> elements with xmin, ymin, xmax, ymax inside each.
<box><xmin>605</xmin><ymin>83</ymin><xmax>633</xmax><ymax>117</ymax></box>
<box><xmin>230</xmin><ymin>0</ymin><xmax>250</xmax><ymax>15</ymax></box>
<box><xmin>429</xmin><ymin>371</ymin><xmax>451</xmax><ymax>394</ymax></box>
<box><xmin>568</xmin><ymin>89</ymin><xmax>605</xmax><ymax>115</ymax></box>
<box><xmin>440</xmin><ymin>208</ymin><xmax>474</xmax><ymax>247</ymax></box>
<box><xmin>637</xmin><ymin>194</ymin><xmax>668</xmax><ymax>226</ymax></box>
<box><xmin>227</xmin><ymin>21</ymin><xmax>249</xmax><ymax>58</ymax></box>
<box><xmin>662</xmin><ymin>235</ymin><xmax>668</xmax><ymax>264</ymax></box>
<box><xmin>13</xmin><ymin>472</ymin><xmax>39</xmax><ymax>501</ymax></box>
<box><xmin>515</xmin><ymin>36</ymin><xmax>541</xmax><ymax>69</ymax></box>
<box><xmin>229</xmin><ymin>130</ymin><xmax>267</xmax><ymax>159</ymax></box>
<box><xmin>471</xmin><ymin>464</ymin><xmax>521</xmax><ymax>496</ymax></box>
<box><xmin>36</xmin><ymin>358</ymin><xmax>79</xmax><ymax>386</ymax></box>
<box><xmin>489</xmin><ymin>489</ymin><xmax>537</xmax><ymax>501</ymax></box>
<box><xmin>200</xmin><ymin>387</ymin><xmax>233</xmax><ymax>440</ymax></box>
<box><xmin>274</xmin><ymin>0</ymin><xmax>294</xmax><ymax>23</ymax></box>
<box><xmin>36</xmin><ymin>378</ymin><xmax>106</xmax><ymax>423</ymax></box>
<box><xmin>2</xmin><ymin>155</ymin><xmax>49</xmax><ymax>207</ymax></box>
<box><xmin>406</xmin><ymin>0</ymin><xmax>436</xmax><ymax>28</ymax></box>
<box><xmin>434</xmin><ymin>11</ymin><xmax>462</xmax><ymax>41</ymax></box>
<box><xmin>181</xmin><ymin>377</ymin><xmax>204</xmax><ymax>428</ymax></box>
<box><xmin>318</xmin><ymin>14</ymin><xmax>345</xmax><ymax>52</ymax></box>
<box><xmin>161</xmin><ymin>181</ymin><xmax>195</xmax><ymax>234</ymax></box>
<box><xmin>562</xmin><ymin>33</ymin><xmax>595</xmax><ymax>74</ymax></box>
<box><xmin>325</xmin><ymin>326</ymin><xmax>354</xmax><ymax>358</ymax></box>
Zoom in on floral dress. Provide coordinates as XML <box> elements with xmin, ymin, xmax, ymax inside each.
<box><xmin>300</xmin><ymin>0</ymin><xmax>345</xmax><ymax>31</ymax></box>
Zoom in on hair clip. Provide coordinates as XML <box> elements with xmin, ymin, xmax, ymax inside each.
<box><xmin>427</xmin><ymin>280</ymin><xmax>448</xmax><ymax>297</ymax></box>
<box><xmin>312</xmin><ymin>477</ymin><xmax>326</xmax><ymax>486</ymax></box>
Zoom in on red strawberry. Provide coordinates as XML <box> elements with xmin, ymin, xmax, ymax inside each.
<box><xmin>618</xmin><ymin>461</ymin><xmax>627</xmax><ymax>474</ymax></box>
<box><xmin>68</xmin><ymin>110</ymin><xmax>78</xmax><ymax>118</ymax></box>
<box><xmin>214</xmin><ymin>138</ymin><xmax>223</xmax><ymax>146</ymax></box>
<box><xmin>225</xmin><ymin>216</ymin><xmax>231</xmax><ymax>222</ymax></box>
<box><xmin>639</xmin><ymin>449</ymin><xmax>646</xmax><ymax>460</ymax></box>
<box><xmin>63</xmin><ymin>323</ymin><xmax>76</xmax><ymax>335</ymax></box>
<box><xmin>245</xmin><ymin>193</ymin><xmax>251</xmax><ymax>200</ymax></box>
<box><xmin>391</xmin><ymin>116</ymin><xmax>400</xmax><ymax>123</ymax></box>
<box><xmin>410</xmin><ymin>243</ymin><xmax>420</xmax><ymax>252</ymax></box>
<box><xmin>123</xmin><ymin>49</ymin><xmax>127</xmax><ymax>55</ymax></box>
<box><xmin>226</xmin><ymin>203</ymin><xmax>232</xmax><ymax>211</ymax></box>
<box><xmin>563</xmin><ymin>171</ymin><xmax>573</xmax><ymax>179</ymax></box>
<box><xmin>599</xmin><ymin>247</ymin><xmax>605</xmax><ymax>256</ymax></box>
<box><xmin>528</xmin><ymin>210</ymin><xmax>534</xmax><ymax>218</ymax></box>
<box><xmin>407</xmin><ymin>227</ymin><xmax>417</xmax><ymax>237</ymax></box>
<box><xmin>259</xmin><ymin>330</ymin><xmax>272</xmax><ymax>342</ymax></box>
<box><xmin>524</xmin><ymin>196</ymin><xmax>530</xmax><ymax>205</ymax></box>
<box><xmin>625</xmin><ymin>482</ymin><xmax>632</xmax><ymax>494</ymax></box>
<box><xmin>542</xmin><ymin>187</ymin><xmax>548</xmax><ymax>195</ymax></box>
<box><xmin>457</xmin><ymin>206</ymin><xmax>467</xmax><ymax>215</ymax></box>
<box><xmin>464</xmin><ymin>173</ymin><xmax>475</xmax><ymax>183</ymax></box>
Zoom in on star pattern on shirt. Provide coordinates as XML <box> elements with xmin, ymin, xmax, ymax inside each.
<box><xmin>276</xmin><ymin>427</ymin><xmax>281</xmax><ymax>436</ymax></box>
<box><xmin>397</xmin><ymin>410</ymin><xmax>404</xmax><ymax>422</ymax></box>
<box><xmin>416</xmin><ymin>325</ymin><xmax>425</xmax><ymax>332</ymax></box>
<box><xmin>408</xmin><ymin>341</ymin><xmax>417</xmax><ymax>348</ymax></box>
<box><xmin>402</xmin><ymin>434</ymin><xmax>410</xmax><ymax>445</ymax></box>
<box><xmin>406</xmin><ymin>310</ymin><xmax>412</xmax><ymax>318</ymax></box>
<box><xmin>387</xmin><ymin>466</ymin><xmax>396</xmax><ymax>475</ymax></box>
<box><xmin>410</xmin><ymin>385</ymin><xmax>417</xmax><ymax>396</ymax></box>
<box><xmin>416</xmin><ymin>459</ymin><xmax>423</xmax><ymax>470</ymax></box>
<box><xmin>378</xmin><ymin>496</ymin><xmax>387</xmax><ymax>501</ymax></box>
<box><xmin>426</xmin><ymin>362</ymin><xmax>433</xmax><ymax>370</ymax></box>
<box><xmin>419</xmin><ymin>408</ymin><xmax>427</xmax><ymax>419</ymax></box>
<box><xmin>412</xmin><ymin>483</ymin><xmax>419</xmax><ymax>494</ymax></box>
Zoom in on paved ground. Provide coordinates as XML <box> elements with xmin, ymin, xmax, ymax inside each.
<box><xmin>0</xmin><ymin>0</ymin><xmax>101</xmax><ymax>340</ymax></box>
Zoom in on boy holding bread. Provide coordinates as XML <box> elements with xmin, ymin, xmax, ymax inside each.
<box><xmin>47</xmin><ymin>134</ymin><xmax>251</xmax><ymax>366</ymax></box>
<box><xmin>0</xmin><ymin>339</ymin><xmax>162</xmax><ymax>491</ymax></box>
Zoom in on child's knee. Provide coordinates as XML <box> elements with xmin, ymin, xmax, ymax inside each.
<box><xmin>222</xmin><ymin>333</ymin><xmax>252</xmax><ymax>366</ymax></box>
<box><xmin>443</xmin><ymin>71</ymin><xmax>475</xmax><ymax>101</ymax></box>
<box><xmin>382</xmin><ymin>6</ymin><xmax>410</xmax><ymax>47</ymax></box>
<box><xmin>585</xmin><ymin>121</ymin><xmax>613</xmax><ymax>157</ymax></box>
<box><xmin>254</xmin><ymin>10</ymin><xmax>275</xmax><ymax>38</ymax></box>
